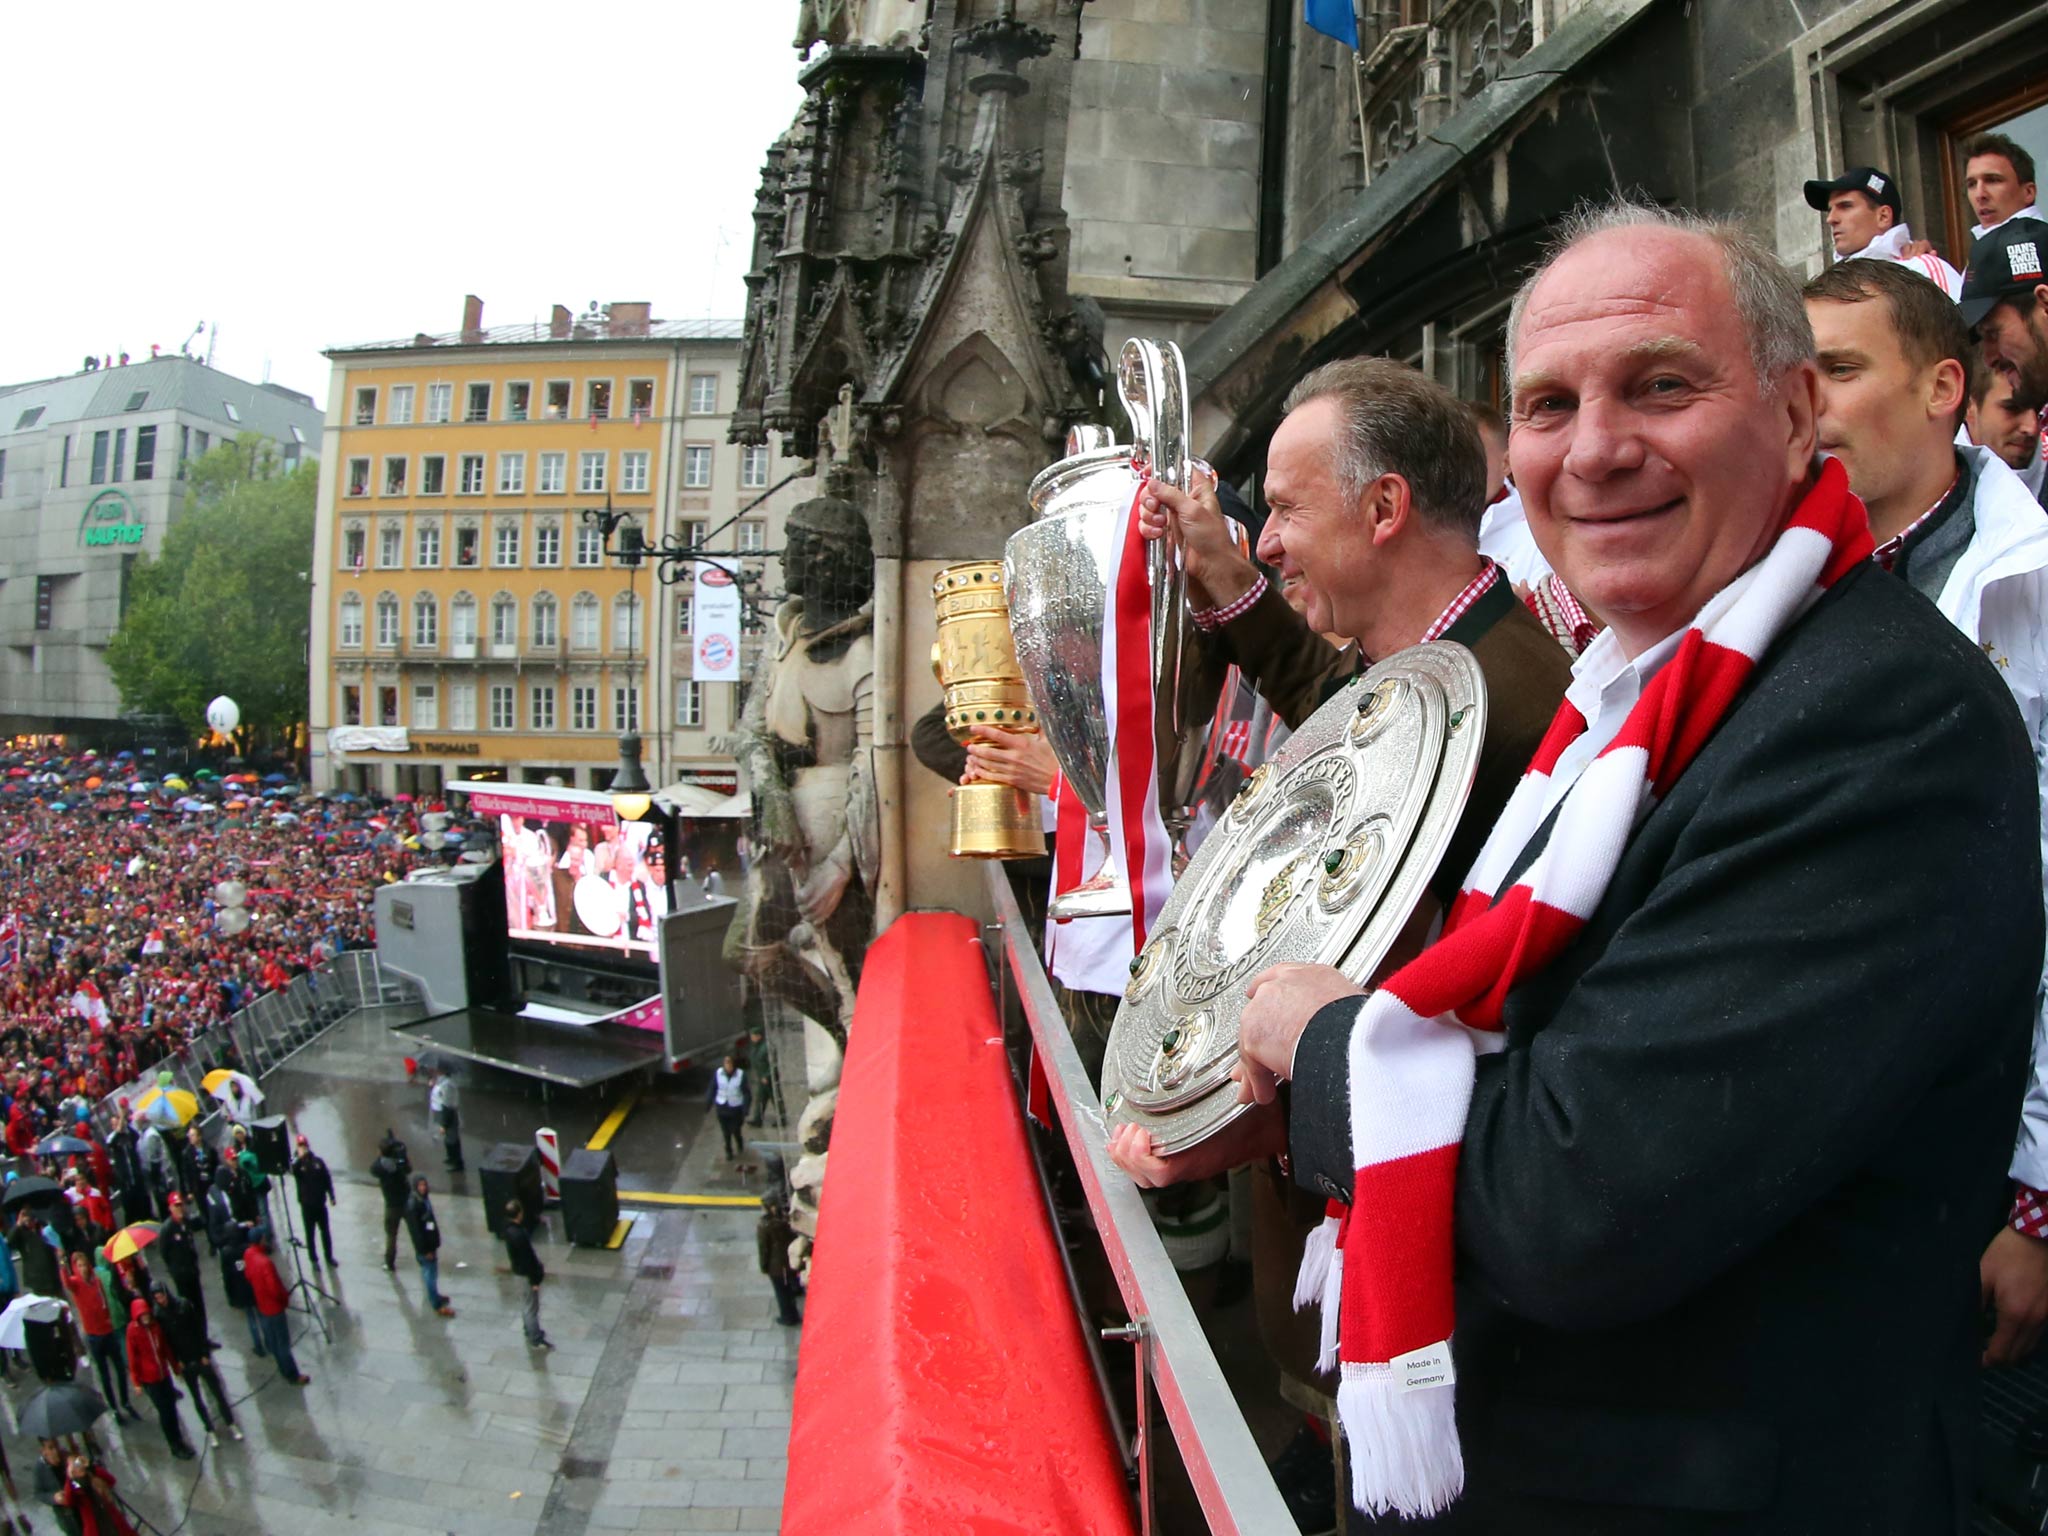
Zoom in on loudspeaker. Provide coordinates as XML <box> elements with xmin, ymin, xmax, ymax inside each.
<box><xmin>22</xmin><ymin>1302</ymin><xmax>74</xmax><ymax>1384</ymax></box>
<box><xmin>559</xmin><ymin>1148</ymin><xmax>619</xmax><ymax>1248</ymax></box>
<box><xmin>247</xmin><ymin>1116</ymin><xmax>291</xmax><ymax>1177</ymax></box>
<box><xmin>478</xmin><ymin>1143</ymin><xmax>543</xmax><ymax>1240</ymax></box>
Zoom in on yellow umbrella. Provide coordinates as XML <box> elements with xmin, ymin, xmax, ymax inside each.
<box><xmin>200</xmin><ymin>1069</ymin><xmax>247</xmax><ymax>1094</ymax></box>
<box><xmin>132</xmin><ymin>1086</ymin><xmax>200</xmax><ymax>1127</ymax></box>
<box><xmin>103</xmin><ymin>1222</ymin><xmax>160</xmax><ymax>1265</ymax></box>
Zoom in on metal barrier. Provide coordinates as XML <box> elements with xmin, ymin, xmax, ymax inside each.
<box><xmin>983</xmin><ymin>864</ymin><xmax>1293</xmax><ymax>1536</ymax></box>
<box><xmin>91</xmin><ymin>949</ymin><xmax>421</xmax><ymax>1135</ymax></box>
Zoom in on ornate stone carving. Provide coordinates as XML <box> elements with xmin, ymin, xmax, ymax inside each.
<box><xmin>956</xmin><ymin>16</ymin><xmax>1055</xmax><ymax>74</ymax></box>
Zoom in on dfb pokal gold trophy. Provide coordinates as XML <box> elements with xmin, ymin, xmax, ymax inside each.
<box><xmin>932</xmin><ymin>561</ymin><xmax>1047</xmax><ymax>859</ymax></box>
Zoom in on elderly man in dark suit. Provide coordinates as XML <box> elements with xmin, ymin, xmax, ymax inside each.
<box><xmin>1235</xmin><ymin>202</ymin><xmax>2042</xmax><ymax>1533</ymax></box>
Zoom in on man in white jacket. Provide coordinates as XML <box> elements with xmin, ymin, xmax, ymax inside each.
<box><xmin>1806</xmin><ymin>257</ymin><xmax>2048</xmax><ymax>1364</ymax></box>
<box><xmin>1805</xmin><ymin>165</ymin><xmax>1962</xmax><ymax>298</ymax></box>
<box><xmin>1968</xmin><ymin>361</ymin><xmax>2047</xmax><ymax>506</ymax></box>
<box><xmin>1966</xmin><ymin>133</ymin><xmax>2041</xmax><ymax>243</ymax></box>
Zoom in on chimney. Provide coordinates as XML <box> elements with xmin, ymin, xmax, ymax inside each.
<box><xmin>550</xmin><ymin>304</ymin><xmax>572</xmax><ymax>340</ymax></box>
<box><xmin>460</xmin><ymin>294</ymin><xmax>484</xmax><ymax>344</ymax></box>
<box><xmin>609</xmin><ymin>302</ymin><xmax>651</xmax><ymax>337</ymax></box>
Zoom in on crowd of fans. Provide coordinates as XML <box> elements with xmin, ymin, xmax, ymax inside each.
<box><xmin>0</xmin><ymin>748</ymin><xmax>475</xmax><ymax>1150</ymax></box>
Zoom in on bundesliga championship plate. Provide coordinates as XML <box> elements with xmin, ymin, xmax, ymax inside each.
<box><xmin>1101</xmin><ymin>642</ymin><xmax>1487</xmax><ymax>1155</ymax></box>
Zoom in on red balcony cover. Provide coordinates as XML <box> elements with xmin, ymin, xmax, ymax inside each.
<box><xmin>784</xmin><ymin>910</ymin><xmax>1136</xmax><ymax>1535</ymax></box>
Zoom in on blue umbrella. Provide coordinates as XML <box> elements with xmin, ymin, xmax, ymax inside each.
<box><xmin>262</xmin><ymin>772</ymin><xmax>288</xmax><ymax>785</ymax></box>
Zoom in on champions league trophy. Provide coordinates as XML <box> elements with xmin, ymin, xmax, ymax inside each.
<box><xmin>932</xmin><ymin>561</ymin><xmax>1047</xmax><ymax>859</ymax></box>
<box><xmin>1004</xmin><ymin>338</ymin><xmax>1220</xmax><ymax>918</ymax></box>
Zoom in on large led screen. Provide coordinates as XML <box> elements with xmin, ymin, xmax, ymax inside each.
<box><xmin>464</xmin><ymin>788</ymin><xmax>670</xmax><ymax>963</ymax></box>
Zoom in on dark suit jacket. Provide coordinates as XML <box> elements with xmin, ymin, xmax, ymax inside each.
<box><xmin>1290</xmin><ymin>564</ymin><xmax>2042</xmax><ymax>1533</ymax></box>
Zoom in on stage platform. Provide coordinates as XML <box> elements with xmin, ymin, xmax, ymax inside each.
<box><xmin>391</xmin><ymin>1007</ymin><xmax>662</xmax><ymax>1089</ymax></box>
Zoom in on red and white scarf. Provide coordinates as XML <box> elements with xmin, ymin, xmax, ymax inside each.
<box><xmin>1296</xmin><ymin>460</ymin><xmax>1872</xmax><ymax>1516</ymax></box>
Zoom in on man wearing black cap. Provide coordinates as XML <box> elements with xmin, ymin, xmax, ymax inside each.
<box><xmin>1805</xmin><ymin>165</ymin><xmax>1961</xmax><ymax>298</ymax></box>
<box><xmin>1962</xmin><ymin>216</ymin><xmax>2048</xmax><ymax>415</ymax></box>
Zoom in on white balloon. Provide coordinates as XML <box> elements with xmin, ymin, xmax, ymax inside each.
<box><xmin>205</xmin><ymin>696</ymin><xmax>240</xmax><ymax>735</ymax></box>
<box><xmin>216</xmin><ymin>907</ymin><xmax>250</xmax><ymax>937</ymax></box>
<box><xmin>213</xmin><ymin>880</ymin><xmax>247</xmax><ymax>908</ymax></box>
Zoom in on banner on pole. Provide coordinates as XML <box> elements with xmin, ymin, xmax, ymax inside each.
<box><xmin>690</xmin><ymin>560</ymin><xmax>743</xmax><ymax>683</ymax></box>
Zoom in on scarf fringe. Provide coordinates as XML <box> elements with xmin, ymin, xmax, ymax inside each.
<box><xmin>1337</xmin><ymin>1365</ymin><xmax>1464</xmax><ymax>1519</ymax></box>
<box><xmin>1316</xmin><ymin>1248</ymin><xmax>1341</xmax><ymax>1374</ymax></box>
<box><xmin>1293</xmin><ymin>1210</ymin><xmax>1339</xmax><ymax>1310</ymax></box>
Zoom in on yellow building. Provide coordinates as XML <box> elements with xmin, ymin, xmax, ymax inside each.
<box><xmin>308</xmin><ymin>298</ymin><xmax>813</xmax><ymax>797</ymax></box>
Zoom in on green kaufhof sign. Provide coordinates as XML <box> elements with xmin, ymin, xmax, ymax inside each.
<box><xmin>79</xmin><ymin>489</ymin><xmax>146</xmax><ymax>548</ymax></box>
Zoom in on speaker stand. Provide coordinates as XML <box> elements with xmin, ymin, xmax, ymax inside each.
<box><xmin>276</xmin><ymin>1193</ymin><xmax>337</xmax><ymax>1343</ymax></box>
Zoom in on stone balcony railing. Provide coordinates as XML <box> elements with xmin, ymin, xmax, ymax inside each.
<box><xmin>1356</xmin><ymin>0</ymin><xmax>1537</xmax><ymax>183</ymax></box>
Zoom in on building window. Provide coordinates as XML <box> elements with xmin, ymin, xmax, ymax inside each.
<box><xmin>15</xmin><ymin>407</ymin><xmax>44</xmax><ymax>429</ymax></box>
<box><xmin>389</xmin><ymin>384</ymin><xmax>415</xmax><ymax>425</ymax></box>
<box><xmin>383</xmin><ymin>456</ymin><xmax>407</xmax><ymax>496</ymax></box>
<box><xmin>454</xmin><ymin>525</ymin><xmax>481</xmax><ymax>567</ymax></box>
<box><xmin>676</xmin><ymin>599</ymin><xmax>691</xmax><ymax>637</ymax></box>
<box><xmin>613</xmin><ymin>686</ymin><xmax>640</xmax><ymax>732</ymax></box>
<box><xmin>571</xmin><ymin>685</ymin><xmax>597</xmax><ymax>731</ymax></box>
<box><xmin>574</xmin><ymin>524</ymin><xmax>604</xmax><ymax>566</ymax></box>
<box><xmin>534</xmin><ymin>523</ymin><xmax>561</xmax><ymax>567</ymax></box>
<box><xmin>133</xmin><ymin>427</ymin><xmax>156</xmax><ymax>482</ymax></box>
<box><xmin>688</xmin><ymin>374</ymin><xmax>717</xmax><ymax>414</ymax></box>
<box><xmin>446</xmin><ymin>681</ymin><xmax>475</xmax><ymax>730</ymax></box>
<box><xmin>425</xmin><ymin>383</ymin><xmax>453</xmax><ymax>424</ymax></box>
<box><xmin>489</xmin><ymin>685</ymin><xmax>515</xmax><ymax>731</ymax></box>
<box><xmin>620</xmin><ymin>450</ymin><xmax>649</xmax><ymax>493</ymax></box>
<box><xmin>494</xmin><ymin>522</ymin><xmax>521</xmax><ymax>566</ymax></box>
<box><xmin>346</xmin><ymin>457</ymin><xmax>370</xmax><ymax>497</ymax></box>
<box><xmin>578</xmin><ymin>451</ymin><xmax>607</xmax><ymax>493</ymax></box>
<box><xmin>532</xmin><ymin>593</ymin><xmax>559</xmax><ymax>647</ymax></box>
<box><xmin>413</xmin><ymin>593</ymin><xmax>438</xmax><ymax>649</ymax></box>
<box><xmin>61</xmin><ymin>434</ymin><xmax>71</xmax><ymax>487</ymax></box>
<box><xmin>681</xmin><ymin>518</ymin><xmax>707</xmax><ymax>549</ymax></box>
<box><xmin>419</xmin><ymin>455</ymin><xmax>444</xmax><ymax>495</ymax></box>
<box><xmin>586</xmin><ymin>380</ymin><xmax>612</xmax><ymax>420</ymax></box>
<box><xmin>459</xmin><ymin>454</ymin><xmax>485</xmax><ymax>495</ymax></box>
<box><xmin>110</xmin><ymin>428</ymin><xmax>126</xmax><ymax>483</ymax></box>
<box><xmin>90</xmin><ymin>431</ymin><xmax>109</xmax><ymax>485</ymax></box>
<box><xmin>354</xmin><ymin>387</ymin><xmax>377</xmax><ymax>426</ymax></box>
<box><xmin>738</xmin><ymin>519</ymin><xmax>765</xmax><ymax>552</ymax></box>
<box><xmin>415</xmin><ymin>523</ymin><xmax>441</xmax><ymax>568</ymax></box>
<box><xmin>465</xmin><ymin>383</ymin><xmax>490</xmax><ymax>422</ymax></box>
<box><xmin>506</xmin><ymin>382</ymin><xmax>531</xmax><ymax>421</ymax></box>
<box><xmin>627</xmin><ymin>379</ymin><xmax>655</xmax><ymax>421</ymax></box>
<box><xmin>490</xmin><ymin>594</ymin><xmax>517</xmax><ymax>647</ymax></box>
<box><xmin>450</xmin><ymin>593</ymin><xmax>478</xmax><ymax>646</ymax></box>
<box><xmin>741</xmin><ymin>444</ymin><xmax>768</xmax><ymax>489</ymax></box>
<box><xmin>222</xmin><ymin>401</ymin><xmax>241</xmax><ymax>424</ymax></box>
<box><xmin>677</xmin><ymin>681</ymin><xmax>703</xmax><ymax>728</ymax></box>
<box><xmin>570</xmin><ymin>593</ymin><xmax>600</xmax><ymax>650</ymax></box>
<box><xmin>544</xmin><ymin>381</ymin><xmax>571</xmax><ymax>420</ymax></box>
<box><xmin>378</xmin><ymin>524</ymin><xmax>402</xmax><ymax>568</ymax></box>
<box><xmin>34</xmin><ymin>576</ymin><xmax>54</xmax><ymax>630</ymax></box>
<box><xmin>374</xmin><ymin>593</ymin><xmax>400</xmax><ymax>648</ymax></box>
<box><xmin>611</xmin><ymin>593</ymin><xmax>642</xmax><ymax>652</ymax></box>
<box><xmin>378</xmin><ymin>685</ymin><xmax>399</xmax><ymax>726</ymax></box>
<box><xmin>411</xmin><ymin>685</ymin><xmax>437</xmax><ymax>731</ymax></box>
<box><xmin>341</xmin><ymin>686</ymin><xmax>362</xmax><ymax>726</ymax></box>
<box><xmin>194</xmin><ymin>430</ymin><xmax>209</xmax><ymax>458</ymax></box>
<box><xmin>539</xmin><ymin>452</ymin><xmax>566</xmax><ymax>494</ymax></box>
<box><xmin>683</xmin><ymin>445</ymin><xmax>712</xmax><ymax>488</ymax></box>
<box><xmin>338</xmin><ymin>593</ymin><xmax>363</xmax><ymax>648</ymax></box>
<box><xmin>530</xmin><ymin>685</ymin><xmax>557</xmax><ymax>731</ymax></box>
<box><xmin>343</xmin><ymin>526</ymin><xmax>366</xmax><ymax>571</ymax></box>
<box><xmin>497</xmin><ymin>452</ymin><xmax>525</xmax><ymax>494</ymax></box>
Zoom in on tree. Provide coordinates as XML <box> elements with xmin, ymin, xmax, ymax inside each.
<box><xmin>105</xmin><ymin>434</ymin><xmax>316</xmax><ymax>746</ymax></box>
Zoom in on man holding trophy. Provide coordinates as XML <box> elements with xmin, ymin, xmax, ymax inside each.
<box><xmin>1198</xmin><ymin>206</ymin><xmax>2038</xmax><ymax>1532</ymax></box>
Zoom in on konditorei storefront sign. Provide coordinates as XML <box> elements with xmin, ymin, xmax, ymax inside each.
<box><xmin>78</xmin><ymin>489</ymin><xmax>146</xmax><ymax>547</ymax></box>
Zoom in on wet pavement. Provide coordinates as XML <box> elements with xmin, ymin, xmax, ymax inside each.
<box><xmin>1</xmin><ymin>1006</ymin><xmax>800</xmax><ymax>1533</ymax></box>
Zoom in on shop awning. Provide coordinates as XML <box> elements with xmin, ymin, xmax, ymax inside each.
<box><xmin>784</xmin><ymin>911</ymin><xmax>1135</xmax><ymax>1535</ymax></box>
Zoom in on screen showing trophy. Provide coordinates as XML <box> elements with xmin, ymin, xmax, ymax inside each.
<box><xmin>464</xmin><ymin>786</ymin><xmax>670</xmax><ymax>964</ymax></box>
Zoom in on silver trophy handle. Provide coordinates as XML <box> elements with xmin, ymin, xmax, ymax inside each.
<box><xmin>1117</xmin><ymin>339</ymin><xmax>1195</xmax><ymax>745</ymax></box>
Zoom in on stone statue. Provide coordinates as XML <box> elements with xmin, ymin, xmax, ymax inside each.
<box><xmin>723</xmin><ymin>496</ymin><xmax>878</xmax><ymax>1065</ymax></box>
<box><xmin>794</xmin><ymin>0</ymin><xmax>922</xmax><ymax>53</ymax></box>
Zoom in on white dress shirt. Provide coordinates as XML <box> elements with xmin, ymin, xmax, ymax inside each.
<box><xmin>1536</xmin><ymin>624</ymin><xmax>1688</xmax><ymax>825</ymax></box>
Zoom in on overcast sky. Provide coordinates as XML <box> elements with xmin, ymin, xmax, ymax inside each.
<box><xmin>2</xmin><ymin>4</ymin><xmax>807</xmax><ymax>409</ymax></box>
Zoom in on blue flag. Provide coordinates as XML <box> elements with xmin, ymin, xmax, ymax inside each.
<box><xmin>1304</xmin><ymin>0</ymin><xmax>1359</xmax><ymax>48</ymax></box>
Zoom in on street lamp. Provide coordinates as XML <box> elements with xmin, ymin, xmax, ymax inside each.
<box><xmin>580</xmin><ymin>500</ymin><xmax>654</xmax><ymax>821</ymax></box>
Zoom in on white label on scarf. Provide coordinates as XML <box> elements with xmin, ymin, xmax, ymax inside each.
<box><xmin>1392</xmin><ymin>1342</ymin><xmax>1456</xmax><ymax>1393</ymax></box>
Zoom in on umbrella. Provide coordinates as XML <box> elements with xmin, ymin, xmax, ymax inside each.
<box><xmin>47</xmin><ymin>802</ymin><xmax>66</xmax><ymax>813</ymax></box>
<box><xmin>163</xmin><ymin>777</ymin><xmax>188</xmax><ymax>791</ymax></box>
<box><xmin>1</xmin><ymin>1176</ymin><xmax>61</xmax><ymax>1210</ymax></box>
<box><xmin>272</xmin><ymin>812</ymin><xmax>299</xmax><ymax>826</ymax></box>
<box><xmin>263</xmin><ymin>772</ymin><xmax>289</xmax><ymax>785</ymax></box>
<box><xmin>193</xmin><ymin>768</ymin><xmax>218</xmax><ymax>780</ymax></box>
<box><xmin>127</xmin><ymin>781</ymin><xmax>148</xmax><ymax>792</ymax></box>
<box><xmin>133</xmin><ymin>1086</ymin><xmax>200</xmax><ymax>1127</ymax></box>
<box><xmin>103</xmin><ymin>1222</ymin><xmax>161</xmax><ymax>1264</ymax></box>
<box><xmin>19</xmin><ymin>1382</ymin><xmax>107</xmax><ymax>1440</ymax></box>
<box><xmin>202</xmin><ymin>1070</ymin><xmax>263</xmax><ymax>1118</ymax></box>
<box><xmin>0</xmin><ymin>1295</ymin><xmax>67</xmax><ymax>1351</ymax></box>
<box><xmin>33</xmin><ymin>1135</ymin><xmax>94</xmax><ymax>1158</ymax></box>
<box><xmin>4</xmin><ymin>768</ymin><xmax>25</xmax><ymax>779</ymax></box>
